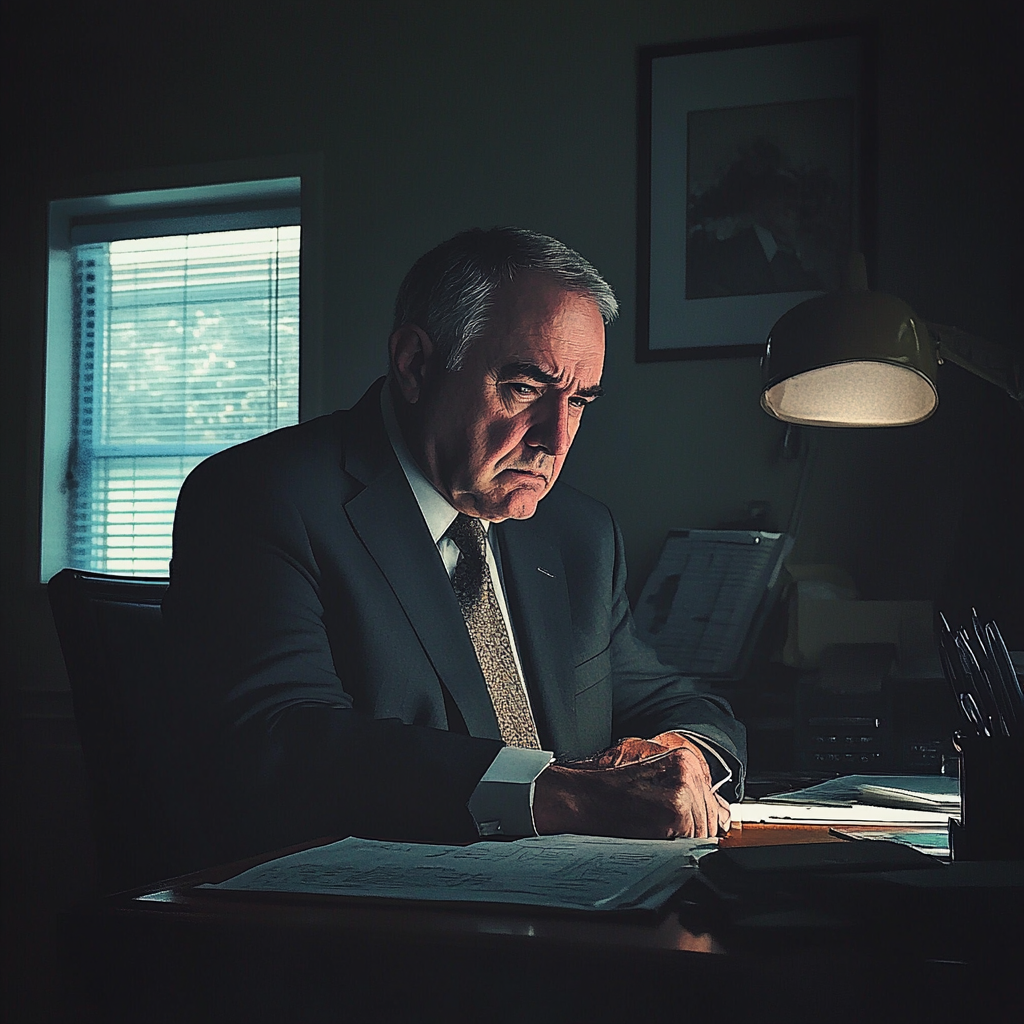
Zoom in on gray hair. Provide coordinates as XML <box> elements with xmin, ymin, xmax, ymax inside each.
<box><xmin>392</xmin><ymin>227</ymin><xmax>618</xmax><ymax>371</ymax></box>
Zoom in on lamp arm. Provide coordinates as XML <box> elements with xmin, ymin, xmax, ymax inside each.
<box><xmin>925</xmin><ymin>322</ymin><xmax>1024</xmax><ymax>405</ymax></box>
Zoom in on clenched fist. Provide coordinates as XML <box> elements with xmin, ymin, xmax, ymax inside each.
<box><xmin>533</xmin><ymin>732</ymin><xmax>731</xmax><ymax>839</ymax></box>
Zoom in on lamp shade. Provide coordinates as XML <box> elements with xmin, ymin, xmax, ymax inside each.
<box><xmin>760</xmin><ymin>291</ymin><xmax>939</xmax><ymax>427</ymax></box>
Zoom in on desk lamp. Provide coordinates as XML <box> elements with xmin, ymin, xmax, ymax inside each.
<box><xmin>759</xmin><ymin>255</ymin><xmax>1023</xmax><ymax>427</ymax></box>
<box><xmin>759</xmin><ymin>259</ymin><xmax>1024</xmax><ymax>848</ymax></box>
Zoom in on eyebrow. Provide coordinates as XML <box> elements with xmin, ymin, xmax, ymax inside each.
<box><xmin>497</xmin><ymin>361</ymin><xmax>604</xmax><ymax>399</ymax></box>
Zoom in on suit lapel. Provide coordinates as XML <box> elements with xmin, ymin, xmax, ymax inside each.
<box><xmin>341</xmin><ymin>384</ymin><xmax>501</xmax><ymax>740</ymax></box>
<box><xmin>497</xmin><ymin>518</ymin><xmax>578</xmax><ymax>755</ymax></box>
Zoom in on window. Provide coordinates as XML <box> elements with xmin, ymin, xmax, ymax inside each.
<box><xmin>42</xmin><ymin>176</ymin><xmax>305</xmax><ymax>580</ymax></box>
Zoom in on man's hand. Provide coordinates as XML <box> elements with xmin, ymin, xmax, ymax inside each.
<box><xmin>533</xmin><ymin>733</ymin><xmax>730</xmax><ymax>840</ymax></box>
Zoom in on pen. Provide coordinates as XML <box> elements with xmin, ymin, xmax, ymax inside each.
<box><xmin>939</xmin><ymin>616</ymin><xmax>981</xmax><ymax>733</ymax></box>
<box><xmin>955</xmin><ymin>630</ymin><xmax>1008</xmax><ymax>736</ymax></box>
<box><xmin>959</xmin><ymin>691</ymin><xmax>990</xmax><ymax>737</ymax></box>
<box><xmin>970</xmin><ymin>610</ymin><xmax>1016</xmax><ymax>735</ymax></box>
<box><xmin>937</xmin><ymin>611</ymin><xmax>1021</xmax><ymax>737</ymax></box>
<box><xmin>966</xmin><ymin>615</ymin><xmax>1016</xmax><ymax>737</ymax></box>
<box><xmin>938</xmin><ymin>613</ymin><xmax>969</xmax><ymax>702</ymax></box>
<box><xmin>939</xmin><ymin>642</ymin><xmax>962</xmax><ymax>706</ymax></box>
<box><xmin>985</xmin><ymin>620</ymin><xmax>1023</xmax><ymax>731</ymax></box>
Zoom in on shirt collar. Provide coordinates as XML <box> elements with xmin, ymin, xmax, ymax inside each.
<box><xmin>381</xmin><ymin>383</ymin><xmax>489</xmax><ymax>543</ymax></box>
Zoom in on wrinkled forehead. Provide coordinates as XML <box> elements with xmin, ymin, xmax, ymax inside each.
<box><xmin>483</xmin><ymin>273</ymin><xmax>605</xmax><ymax>366</ymax></box>
<box><xmin>488</xmin><ymin>271</ymin><xmax>601</xmax><ymax>329</ymax></box>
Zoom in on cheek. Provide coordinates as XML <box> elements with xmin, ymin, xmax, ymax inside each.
<box><xmin>483</xmin><ymin>418</ymin><xmax>529</xmax><ymax>463</ymax></box>
<box><xmin>547</xmin><ymin>416</ymin><xmax>583</xmax><ymax>479</ymax></box>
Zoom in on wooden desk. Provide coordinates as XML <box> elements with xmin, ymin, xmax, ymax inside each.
<box><xmin>61</xmin><ymin>824</ymin><xmax>1019</xmax><ymax>1023</ymax></box>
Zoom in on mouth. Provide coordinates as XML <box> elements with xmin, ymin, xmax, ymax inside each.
<box><xmin>500</xmin><ymin>468</ymin><xmax>549</xmax><ymax>485</ymax></box>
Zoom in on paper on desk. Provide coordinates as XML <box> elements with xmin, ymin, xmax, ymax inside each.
<box><xmin>757</xmin><ymin>775</ymin><xmax>958</xmax><ymax>811</ymax></box>
<box><xmin>732</xmin><ymin>803</ymin><xmax>950</xmax><ymax>825</ymax></box>
<box><xmin>855</xmin><ymin>783</ymin><xmax>959</xmax><ymax>814</ymax></box>
<box><xmin>201</xmin><ymin>834</ymin><xmax>718</xmax><ymax>912</ymax></box>
<box><xmin>830</xmin><ymin>826</ymin><xmax>951</xmax><ymax>857</ymax></box>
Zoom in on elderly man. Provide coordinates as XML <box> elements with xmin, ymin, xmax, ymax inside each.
<box><xmin>164</xmin><ymin>227</ymin><xmax>745</xmax><ymax>864</ymax></box>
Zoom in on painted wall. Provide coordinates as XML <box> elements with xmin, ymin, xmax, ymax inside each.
<box><xmin>4</xmin><ymin>0</ymin><xmax>1021</xmax><ymax>699</ymax></box>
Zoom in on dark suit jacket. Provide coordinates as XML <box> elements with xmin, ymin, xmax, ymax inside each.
<box><xmin>163</xmin><ymin>380</ymin><xmax>746</xmax><ymax>860</ymax></box>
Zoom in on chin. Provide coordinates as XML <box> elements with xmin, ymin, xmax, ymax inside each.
<box><xmin>468</xmin><ymin>487</ymin><xmax>544</xmax><ymax>522</ymax></box>
<box><xmin>497</xmin><ymin>488</ymin><xmax>547</xmax><ymax>520</ymax></box>
<box><xmin>503</xmin><ymin>501</ymin><xmax>540</xmax><ymax>520</ymax></box>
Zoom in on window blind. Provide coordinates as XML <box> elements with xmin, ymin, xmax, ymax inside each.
<box><xmin>69</xmin><ymin>225</ymin><xmax>300</xmax><ymax>575</ymax></box>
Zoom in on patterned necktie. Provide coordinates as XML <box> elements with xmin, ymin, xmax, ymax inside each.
<box><xmin>445</xmin><ymin>513</ymin><xmax>541</xmax><ymax>748</ymax></box>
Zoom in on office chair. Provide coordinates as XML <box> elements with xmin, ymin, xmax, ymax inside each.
<box><xmin>48</xmin><ymin>568</ymin><xmax>191</xmax><ymax>893</ymax></box>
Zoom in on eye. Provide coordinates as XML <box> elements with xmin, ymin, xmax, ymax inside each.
<box><xmin>568</xmin><ymin>395</ymin><xmax>592</xmax><ymax>409</ymax></box>
<box><xmin>506</xmin><ymin>382</ymin><xmax>539</xmax><ymax>398</ymax></box>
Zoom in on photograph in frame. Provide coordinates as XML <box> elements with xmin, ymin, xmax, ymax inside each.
<box><xmin>636</xmin><ymin>27</ymin><xmax>875</xmax><ymax>361</ymax></box>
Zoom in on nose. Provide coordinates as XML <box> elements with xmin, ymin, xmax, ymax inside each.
<box><xmin>525</xmin><ymin>393</ymin><xmax>572</xmax><ymax>457</ymax></box>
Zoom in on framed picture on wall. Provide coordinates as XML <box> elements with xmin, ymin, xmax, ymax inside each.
<box><xmin>636</xmin><ymin>24</ymin><xmax>875</xmax><ymax>362</ymax></box>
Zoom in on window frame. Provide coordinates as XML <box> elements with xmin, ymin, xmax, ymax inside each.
<box><xmin>37</xmin><ymin>156</ymin><xmax>323</xmax><ymax>583</ymax></box>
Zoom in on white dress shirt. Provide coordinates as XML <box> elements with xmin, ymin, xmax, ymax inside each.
<box><xmin>381</xmin><ymin>387</ymin><xmax>552</xmax><ymax>836</ymax></box>
<box><xmin>380</xmin><ymin>387</ymin><xmax>733</xmax><ymax>834</ymax></box>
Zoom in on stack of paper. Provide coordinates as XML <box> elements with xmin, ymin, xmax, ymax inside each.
<box><xmin>854</xmin><ymin>781</ymin><xmax>959</xmax><ymax>815</ymax></box>
<box><xmin>201</xmin><ymin>834</ymin><xmax>718</xmax><ymax>912</ymax></box>
<box><xmin>830</xmin><ymin>827</ymin><xmax>951</xmax><ymax>857</ymax></box>
<box><xmin>733</xmin><ymin>775</ymin><xmax>959</xmax><ymax>826</ymax></box>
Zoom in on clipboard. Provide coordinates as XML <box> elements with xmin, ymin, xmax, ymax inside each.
<box><xmin>633</xmin><ymin>529</ymin><xmax>793</xmax><ymax>680</ymax></box>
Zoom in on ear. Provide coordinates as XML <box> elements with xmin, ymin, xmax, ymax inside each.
<box><xmin>388</xmin><ymin>324</ymin><xmax>436</xmax><ymax>405</ymax></box>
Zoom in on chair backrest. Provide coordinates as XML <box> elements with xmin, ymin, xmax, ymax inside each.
<box><xmin>48</xmin><ymin>568</ymin><xmax>186</xmax><ymax>892</ymax></box>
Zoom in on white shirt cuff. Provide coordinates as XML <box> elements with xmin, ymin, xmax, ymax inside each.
<box><xmin>467</xmin><ymin>747</ymin><xmax>554</xmax><ymax>837</ymax></box>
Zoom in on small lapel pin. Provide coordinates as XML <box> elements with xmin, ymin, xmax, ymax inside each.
<box><xmin>537</xmin><ymin>566</ymin><xmax>556</xmax><ymax>578</ymax></box>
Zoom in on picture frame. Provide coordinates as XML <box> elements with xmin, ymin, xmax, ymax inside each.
<box><xmin>636</xmin><ymin>24</ymin><xmax>876</xmax><ymax>362</ymax></box>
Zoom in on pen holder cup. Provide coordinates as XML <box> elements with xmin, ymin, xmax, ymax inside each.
<box><xmin>948</xmin><ymin>732</ymin><xmax>1024</xmax><ymax>861</ymax></box>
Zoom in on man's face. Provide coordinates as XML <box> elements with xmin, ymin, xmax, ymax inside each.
<box><xmin>403</xmin><ymin>272</ymin><xmax>605</xmax><ymax>521</ymax></box>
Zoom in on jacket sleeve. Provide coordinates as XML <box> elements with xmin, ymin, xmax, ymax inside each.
<box><xmin>162</xmin><ymin>441</ymin><xmax>501</xmax><ymax>865</ymax></box>
<box><xmin>605</xmin><ymin>517</ymin><xmax>747</xmax><ymax>801</ymax></box>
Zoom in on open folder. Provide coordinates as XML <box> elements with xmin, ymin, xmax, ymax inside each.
<box><xmin>199</xmin><ymin>834</ymin><xmax>718</xmax><ymax>912</ymax></box>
